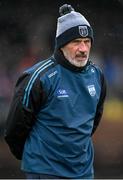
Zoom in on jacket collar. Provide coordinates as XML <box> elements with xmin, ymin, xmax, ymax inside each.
<box><xmin>54</xmin><ymin>49</ymin><xmax>90</xmax><ymax>72</ymax></box>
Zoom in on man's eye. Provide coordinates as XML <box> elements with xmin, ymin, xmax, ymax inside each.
<box><xmin>85</xmin><ymin>40</ymin><xmax>91</xmax><ymax>43</ymax></box>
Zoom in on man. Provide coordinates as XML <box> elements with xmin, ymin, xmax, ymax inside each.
<box><xmin>4</xmin><ymin>4</ymin><xmax>106</xmax><ymax>179</ymax></box>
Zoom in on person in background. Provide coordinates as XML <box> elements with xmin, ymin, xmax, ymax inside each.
<box><xmin>4</xmin><ymin>4</ymin><xmax>106</xmax><ymax>179</ymax></box>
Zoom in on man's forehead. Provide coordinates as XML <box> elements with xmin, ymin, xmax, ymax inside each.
<box><xmin>72</xmin><ymin>37</ymin><xmax>91</xmax><ymax>41</ymax></box>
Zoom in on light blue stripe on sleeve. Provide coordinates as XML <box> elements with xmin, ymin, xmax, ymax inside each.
<box><xmin>23</xmin><ymin>59</ymin><xmax>54</xmax><ymax>107</ymax></box>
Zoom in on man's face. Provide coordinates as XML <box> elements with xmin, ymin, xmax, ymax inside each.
<box><xmin>61</xmin><ymin>37</ymin><xmax>91</xmax><ymax>67</ymax></box>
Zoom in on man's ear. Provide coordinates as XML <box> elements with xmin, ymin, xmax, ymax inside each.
<box><xmin>60</xmin><ymin>48</ymin><xmax>64</xmax><ymax>53</ymax></box>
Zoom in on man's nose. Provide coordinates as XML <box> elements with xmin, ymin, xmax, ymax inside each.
<box><xmin>78</xmin><ymin>42</ymin><xmax>87</xmax><ymax>52</ymax></box>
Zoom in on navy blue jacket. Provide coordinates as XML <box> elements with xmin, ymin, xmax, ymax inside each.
<box><xmin>5</xmin><ymin>50</ymin><xmax>106</xmax><ymax>178</ymax></box>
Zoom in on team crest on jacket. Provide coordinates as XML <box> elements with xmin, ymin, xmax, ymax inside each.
<box><xmin>79</xmin><ymin>26</ymin><xmax>88</xmax><ymax>37</ymax></box>
<box><xmin>87</xmin><ymin>85</ymin><xmax>96</xmax><ymax>96</ymax></box>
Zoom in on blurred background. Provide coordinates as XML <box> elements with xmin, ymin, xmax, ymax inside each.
<box><xmin>0</xmin><ymin>0</ymin><xmax>123</xmax><ymax>178</ymax></box>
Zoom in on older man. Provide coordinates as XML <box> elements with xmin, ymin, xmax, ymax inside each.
<box><xmin>5</xmin><ymin>4</ymin><xmax>106</xmax><ymax>179</ymax></box>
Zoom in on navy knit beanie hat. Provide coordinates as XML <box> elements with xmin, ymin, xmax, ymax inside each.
<box><xmin>55</xmin><ymin>4</ymin><xmax>94</xmax><ymax>49</ymax></box>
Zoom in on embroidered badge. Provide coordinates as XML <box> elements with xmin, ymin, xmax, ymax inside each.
<box><xmin>87</xmin><ymin>85</ymin><xmax>96</xmax><ymax>96</ymax></box>
<box><xmin>79</xmin><ymin>26</ymin><xmax>88</xmax><ymax>37</ymax></box>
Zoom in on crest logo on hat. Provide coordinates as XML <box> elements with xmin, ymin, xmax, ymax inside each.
<box><xmin>79</xmin><ymin>26</ymin><xmax>88</xmax><ymax>37</ymax></box>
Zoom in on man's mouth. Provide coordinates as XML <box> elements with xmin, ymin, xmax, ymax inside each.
<box><xmin>76</xmin><ymin>54</ymin><xmax>87</xmax><ymax>60</ymax></box>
